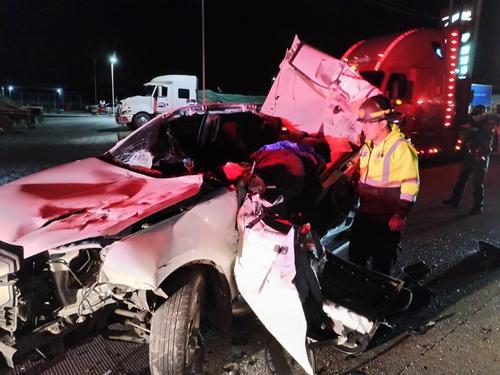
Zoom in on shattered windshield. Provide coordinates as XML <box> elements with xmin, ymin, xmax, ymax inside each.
<box><xmin>105</xmin><ymin>105</ymin><xmax>288</xmax><ymax>178</ymax></box>
<box><xmin>105</xmin><ymin>111</ymin><xmax>203</xmax><ymax>177</ymax></box>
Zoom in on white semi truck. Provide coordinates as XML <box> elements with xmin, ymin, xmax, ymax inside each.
<box><xmin>116</xmin><ymin>75</ymin><xmax>265</xmax><ymax>129</ymax></box>
<box><xmin>116</xmin><ymin>75</ymin><xmax>197</xmax><ymax>129</ymax></box>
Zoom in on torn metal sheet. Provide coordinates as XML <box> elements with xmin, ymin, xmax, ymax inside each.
<box><xmin>262</xmin><ymin>35</ymin><xmax>381</xmax><ymax>144</ymax></box>
<box><xmin>235</xmin><ymin>195</ymin><xmax>313</xmax><ymax>375</ymax></box>
<box><xmin>0</xmin><ymin>157</ymin><xmax>202</xmax><ymax>257</ymax></box>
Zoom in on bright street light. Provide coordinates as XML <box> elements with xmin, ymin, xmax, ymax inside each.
<box><xmin>109</xmin><ymin>53</ymin><xmax>118</xmax><ymax>114</ymax></box>
<box><xmin>56</xmin><ymin>88</ymin><xmax>63</xmax><ymax>110</ymax></box>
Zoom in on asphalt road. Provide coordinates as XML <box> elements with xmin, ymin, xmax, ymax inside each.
<box><xmin>0</xmin><ymin>115</ymin><xmax>120</xmax><ymax>185</ymax></box>
<box><xmin>1</xmin><ymin>116</ymin><xmax>499</xmax><ymax>374</ymax></box>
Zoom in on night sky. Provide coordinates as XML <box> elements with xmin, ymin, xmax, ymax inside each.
<box><xmin>1</xmin><ymin>0</ymin><xmax>499</xmax><ymax>102</ymax></box>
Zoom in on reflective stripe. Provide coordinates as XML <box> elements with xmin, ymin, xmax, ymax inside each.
<box><xmin>400</xmin><ymin>193</ymin><xmax>416</xmax><ymax>202</ymax></box>
<box><xmin>382</xmin><ymin>138</ymin><xmax>405</xmax><ymax>182</ymax></box>
<box><xmin>364</xmin><ymin>178</ymin><xmax>401</xmax><ymax>188</ymax></box>
<box><xmin>369</xmin><ymin>109</ymin><xmax>392</xmax><ymax>118</ymax></box>
<box><xmin>364</xmin><ymin>178</ymin><xmax>419</xmax><ymax>189</ymax></box>
<box><xmin>402</xmin><ymin>178</ymin><xmax>420</xmax><ymax>185</ymax></box>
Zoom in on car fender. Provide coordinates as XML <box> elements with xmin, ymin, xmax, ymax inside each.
<box><xmin>101</xmin><ymin>188</ymin><xmax>239</xmax><ymax>298</ymax></box>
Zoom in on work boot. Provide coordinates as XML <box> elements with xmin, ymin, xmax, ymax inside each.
<box><xmin>468</xmin><ymin>207</ymin><xmax>483</xmax><ymax>215</ymax></box>
<box><xmin>442</xmin><ymin>198</ymin><xmax>459</xmax><ymax>207</ymax></box>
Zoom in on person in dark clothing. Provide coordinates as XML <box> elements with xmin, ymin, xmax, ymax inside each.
<box><xmin>219</xmin><ymin>133</ymin><xmax>331</xmax><ymax>218</ymax></box>
<box><xmin>249</xmin><ymin>138</ymin><xmax>329</xmax><ymax>220</ymax></box>
<box><xmin>443</xmin><ymin>105</ymin><xmax>498</xmax><ymax>214</ymax></box>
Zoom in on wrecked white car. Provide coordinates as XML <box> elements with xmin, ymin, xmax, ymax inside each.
<box><xmin>0</xmin><ymin>102</ymin><xmax>356</xmax><ymax>372</ymax></box>
<box><xmin>0</xmin><ymin>38</ymin><xmax>409</xmax><ymax>374</ymax></box>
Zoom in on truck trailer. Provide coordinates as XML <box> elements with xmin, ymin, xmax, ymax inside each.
<box><xmin>342</xmin><ymin>28</ymin><xmax>471</xmax><ymax>156</ymax></box>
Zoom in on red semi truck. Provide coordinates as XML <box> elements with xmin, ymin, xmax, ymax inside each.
<box><xmin>342</xmin><ymin>28</ymin><xmax>471</xmax><ymax>156</ymax></box>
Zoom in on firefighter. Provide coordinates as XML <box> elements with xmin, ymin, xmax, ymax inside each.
<box><xmin>349</xmin><ymin>95</ymin><xmax>420</xmax><ymax>275</ymax></box>
<box><xmin>443</xmin><ymin>105</ymin><xmax>498</xmax><ymax>214</ymax></box>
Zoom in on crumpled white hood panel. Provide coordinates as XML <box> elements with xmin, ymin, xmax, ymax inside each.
<box><xmin>0</xmin><ymin>157</ymin><xmax>202</xmax><ymax>257</ymax></box>
<box><xmin>262</xmin><ymin>36</ymin><xmax>381</xmax><ymax>144</ymax></box>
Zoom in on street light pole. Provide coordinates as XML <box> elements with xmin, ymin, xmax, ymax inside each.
<box><xmin>109</xmin><ymin>53</ymin><xmax>117</xmax><ymax>115</ymax></box>
<box><xmin>93</xmin><ymin>55</ymin><xmax>97</xmax><ymax>104</ymax></box>
<box><xmin>56</xmin><ymin>88</ymin><xmax>63</xmax><ymax>110</ymax></box>
<box><xmin>201</xmin><ymin>0</ymin><xmax>206</xmax><ymax>104</ymax></box>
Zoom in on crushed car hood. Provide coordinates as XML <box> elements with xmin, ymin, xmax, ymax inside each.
<box><xmin>262</xmin><ymin>36</ymin><xmax>381</xmax><ymax>145</ymax></box>
<box><xmin>0</xmin><ymin>157</ymin><xmax>203</xmax><ymax>258</ymax></box>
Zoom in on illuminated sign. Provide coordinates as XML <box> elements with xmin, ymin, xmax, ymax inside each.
<box><xmin>441</xmin><ymin>9</ymin><xmax>473</xmax><ymax>27</ymax></box>
<box><xmin>460</xmin><ymin>45</ymin><xmax>471</xmax><ymax>55</ymax></box>
<box><xmin>461</xmin><ymin>10</ymin><xmax>472</xmax><ymax>21</ymax></box>
<box><xmin>442</xmin><ymin>6</ymin><xmax>474</xmax><ymax>80</ymax></box>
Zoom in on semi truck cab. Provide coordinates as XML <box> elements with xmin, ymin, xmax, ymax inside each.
<box><xmin>116</xmin><ymin>75</ymin><xmax>197</xmax><ymax>129</ymax></box>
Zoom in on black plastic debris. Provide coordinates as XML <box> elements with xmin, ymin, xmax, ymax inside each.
<box><xmin>403</xmin><ymin>261</ymin><xmax>432</xmax><ymax>280</ymax></box>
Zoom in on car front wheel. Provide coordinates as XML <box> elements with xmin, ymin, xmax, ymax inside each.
<box><xmin>149</xmin><ymin>269</ymin><xmax>206</xmax><ymax>375</ymax></box>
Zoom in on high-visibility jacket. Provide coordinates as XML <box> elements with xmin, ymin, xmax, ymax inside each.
<box><xmin>357</xmin><ymin>126</ymin><xmax>419</xmax><ymax>220</ymax></box>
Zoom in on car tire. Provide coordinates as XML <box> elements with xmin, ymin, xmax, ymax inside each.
<box><xmin>149</xmin><ymin>269</ymin><xmax>206</xmax><ymax>375</ymax></box>
<box><xmin>132</xmin><ymin>112</ymin><xmax>150</xmax><ymax>128</ymax></box>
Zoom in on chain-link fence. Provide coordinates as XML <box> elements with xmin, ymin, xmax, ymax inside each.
<box><xmin>3</xmin><ymin>88</ymin><xmax>83</xmax><ymax>113</ymax></box>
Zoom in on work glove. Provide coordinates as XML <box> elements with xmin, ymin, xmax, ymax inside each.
<box><xmin>388</xmin><ymin>214</ymin><xmax>405</xmax><ymax>232</ymax></box>
<box><xmin>222</xmin><ymin>162</ymin><xmax>251</xmax><ymax>182</ymax></box>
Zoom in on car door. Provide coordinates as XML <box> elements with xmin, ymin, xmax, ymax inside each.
<box><xmin>155</xmin><ymin>85</ymin><xmax>170</xmax><ymax>114</ymax></box>
<box><xmin>173</xmin><ymin>87</ymin><xmax>194</xmax><ymax>110</ymax></box>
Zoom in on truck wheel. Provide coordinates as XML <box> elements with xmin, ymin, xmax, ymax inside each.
<box><xmin>149</xmin><ymin>270</ymin><xmax>206</xmax><ymax>375</ymax></box>
<box><xmin>132</xmin><ymin>113</ymin><xmax>150</xmax><ymax>128</ymax></box>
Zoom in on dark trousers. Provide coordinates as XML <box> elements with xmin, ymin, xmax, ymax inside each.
<box><xmin>450</xmin><ymin>153</ymin><xmax>490</xmax><ymax>208</ymax></box>
<box><xmin>348</xmin><ymin>213</ymin><xmax>401</xmax><ymax>275</ymax></box>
